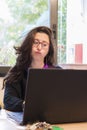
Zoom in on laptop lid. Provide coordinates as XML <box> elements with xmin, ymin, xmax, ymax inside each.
<box><xmin>22</xmin><ymin>68</ymin><xmax>87</xmax><ymax>125</ymax></box>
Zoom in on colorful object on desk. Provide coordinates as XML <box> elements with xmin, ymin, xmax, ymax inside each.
<box><xmin>26</xmin><ymin>122</ymin><xmax>63</xmax><ymax>130</ymax></box>
<box><xmin>52</xmin><ymin>125</ymin><xmax>63</xmax><ymax>130</ymax></box>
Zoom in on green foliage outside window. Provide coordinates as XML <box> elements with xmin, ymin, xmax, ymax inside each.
<box><xmin>0</xmin><ymin>0</ymin><xmax>48</xmax><ymax>66</ymax></box>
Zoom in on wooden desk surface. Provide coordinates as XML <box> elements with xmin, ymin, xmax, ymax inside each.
<box><xmin>58</xmin><ymin>122</ymin><xmax>87</xmax><ymax>130</ymax></box>
<box><xmin>1</xmin><ymin>109</ymin><xmax>87</xmax><ymax>130</ymax></box>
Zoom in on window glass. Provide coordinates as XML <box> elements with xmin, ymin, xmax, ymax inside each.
<box><xmin>0</xmin><ymin>0</ymin><xmax>49</xmax><ymax>66</ymax></box>
<box><xmin>58</xmin><ymin>0</ymin><xmax>87</xmax><ymax>64</ymax></box>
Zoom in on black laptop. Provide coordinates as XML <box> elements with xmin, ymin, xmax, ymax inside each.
<box><xmin>6</xmin><ymin>68</ymin><xmax>87</xmax><ymax>125</ymax></box>
<box><xmin>22</xmin><ymin>68</ymin><xmax>87</xmax><ymax>125</ymax></box>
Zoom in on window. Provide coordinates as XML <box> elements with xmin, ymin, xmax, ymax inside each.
<box><xmin>1</xmin><ymin>0</ymin><xmax>87</xmax><ymax>71</ymax></box>
<box><xmin>58</xmin><ymin>0</ymin><xmax>87</xmax><ymax>67</ymax></box>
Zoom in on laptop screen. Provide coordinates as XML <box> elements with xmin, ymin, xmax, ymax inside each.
<box><xmin>22</xmin><ymin>68</ymin><xmax>87</xmax><ymax>125</ymax></box>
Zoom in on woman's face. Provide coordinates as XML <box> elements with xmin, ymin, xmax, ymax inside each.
<box><xmin>31</xmin><ymin>32</ymin><xmax>50</xmax><ymax>61</ymax></box>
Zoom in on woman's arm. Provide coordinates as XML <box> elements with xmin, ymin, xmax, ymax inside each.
<box><xmin>3</xmin><ymin>82</ymin><xmax>24</xmax><ymax>112</ymax></box>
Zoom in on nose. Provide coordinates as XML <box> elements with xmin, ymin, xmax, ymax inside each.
<box><xmin>37</xmin><ymin>43</ymin><xmax>42</xmax><ymax>50</ymax></box>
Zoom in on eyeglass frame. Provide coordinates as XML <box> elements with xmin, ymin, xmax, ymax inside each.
<box><xmin>33</xmin><ymin>39</ymin><xmax>50</xmax><ymax>49</ymax></box>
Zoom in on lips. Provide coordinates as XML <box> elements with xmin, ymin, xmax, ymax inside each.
<box><xmin>35</xmin><ymin>51</ymin><xmax>41</xmax><ymax>54</ymax></box>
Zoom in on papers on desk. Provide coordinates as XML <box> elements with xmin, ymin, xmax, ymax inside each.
<box><xmin>0</xmin><ymin>109</ymin><xmax>7</xmax><ymax>119</ymax></box>
<box><xmin>6</xmin><ymin>110</ymin><xmax>23</xmax><ymax>125</ymax></box>
<box><xmin>0</xmin><ymin>109</ymin><xmax>26</xmax><ymax>129</ymax></box>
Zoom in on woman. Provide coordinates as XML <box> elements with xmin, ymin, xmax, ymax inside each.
<box><xmin>3</xmin><ymin>26</ymin><xmax>61</xmax><ymax>112</ymax></box>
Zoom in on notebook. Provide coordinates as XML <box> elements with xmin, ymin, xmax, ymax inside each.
<box><xmin>6</xmin><ymin>68</ymin><xmax>87</xmax><ymax>125</ymax></box>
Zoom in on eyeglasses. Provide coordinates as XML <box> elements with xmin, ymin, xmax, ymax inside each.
<box><xmin>33</xmin><ymin>39</ymin><xmax>49</xmax><ymax>49</ymax></box>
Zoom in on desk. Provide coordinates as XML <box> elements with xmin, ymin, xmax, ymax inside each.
<box><xmin>58</xmin><ymin>122</ymin><xmax>87</xmax><ymax>130</ymax></box>
<box><xmin>1</xmin><ymin>119</ymin><xmax>87</xmax><ymax>130</ymax></box>
<box><xmin>1</xmin><ymin>110</ymin><xmax>87</xmax><ymax>130</ymax></box>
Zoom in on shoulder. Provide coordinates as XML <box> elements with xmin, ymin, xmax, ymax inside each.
<box><xmin>55</xmin><ymin>65</ymin><xmax>62</xmax><ymax>69</ymax></box>
<box><xmin>48</xmin><ymin>65</ymin><xmax>62</xmax><ymax>69</ymax></box>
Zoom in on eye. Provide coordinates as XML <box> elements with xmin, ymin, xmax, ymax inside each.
<box><xmin>34</xmin><ymin>40</ymin><xmax>39</xmax><ymax>44</ymax></box>
<box><xmin>42</xmin><ymin>43</ymin><xmax>48</xmax><ymax>47</ymax></box>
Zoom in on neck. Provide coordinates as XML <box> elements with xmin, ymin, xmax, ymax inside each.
<box><xmin>30</xmin><ymin>60</ymin><xmax>44</xmax><ymax>68</ymax></box>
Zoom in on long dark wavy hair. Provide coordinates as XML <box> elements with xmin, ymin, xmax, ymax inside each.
<box><xmin>3</xmin><ymin>26</ymin><xmax>54</xmax><ymax>86</ymax></box>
